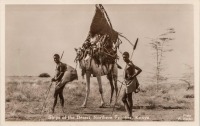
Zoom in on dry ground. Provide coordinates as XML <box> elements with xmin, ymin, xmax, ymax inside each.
<box><xmin>5</xmin><ymin>76</ymin><xmax>194</xmax><ymax>121</ymax></box>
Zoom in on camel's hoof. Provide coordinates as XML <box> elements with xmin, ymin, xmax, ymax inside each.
<box><xmin>115</xmin><ymin>103</ymin><xmax>122</xmax><ymax>108</ymax></box>
<box><xmin>81</xmin><ymin>104</ymin><xmax>86</xmax><ymax>108</ymax></box>
<box><xmin>99</xmin><ymin>103</ymin><xmax>107</xmax><ymax>108</ymax></box>
<box><xmin>106</xmin><ymin>102</ymin><xmax>112</xmax><ymax>107</ymax></box>
<box><xmin>99</xmin><ymin>105</ymin><xmax>105</xmax><ymax>108</ymax></box>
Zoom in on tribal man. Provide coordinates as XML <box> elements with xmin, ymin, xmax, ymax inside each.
<box><xmin>122</xmin><ymin>51</ymin><xmax>142</xmax><ymax>119</ymax></box>
<box><xmin>51</xmin><ymin>54</ymin><xmax>68</xmax><ymax>113</ymax></box>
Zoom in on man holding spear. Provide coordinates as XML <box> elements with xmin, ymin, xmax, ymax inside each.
<box><xmin>51</xmin><ymin>52</ymin><xmax>78</xmax><ymax>113</ymax></box>
<box><xmin>51</xmin><ymin>53</ymin><xmax>67</xmax><ymax>113</ymax></box>
<box><xmin>41</xmin><ymin>53</ymin><xmax>66</xmax><ymax>114</ymax></box>
<box><xmin>41</xmin><ymin>52</ymin><xmax>78</xmax><ymax>114</ymax></box>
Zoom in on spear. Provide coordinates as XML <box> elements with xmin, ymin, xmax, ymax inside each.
<box><xmin>131</xmin><ymin>38</ymin><xmax>138</xmax><ymax>59</ymax></box>
<box><xmin>60</xmin><ymin>51</ymin><xmax>64</xmax><ymax>60</ymax></box>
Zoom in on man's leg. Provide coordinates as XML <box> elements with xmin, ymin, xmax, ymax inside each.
<box><xmin>52</xmin><ymin>90</ymin><xmax>59</xmax><ymax>113</ymax></box>
<box><xmin>127</xmin><ymin>92</ymin><xmax>133</xmax><ymax>117</ymax></box>
<box><xmin>121</xmin><ymin>90</ymin><xmax>131</xmax><ymax>117</ymax></box>
<box><xmin>59</xmin><ymin>86</ymin><xmax>65</xmax><ymax>113</ymax></box>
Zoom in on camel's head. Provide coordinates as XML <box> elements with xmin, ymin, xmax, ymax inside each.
<box><xmin>74</xmin><ymin>47</ymin><xmax>82</xmax><ymax>55</ymax></box>
<box><xmin>74</xmin><ymin>47</ymin><xmax>84</xmax><ymax>61</ymax></box>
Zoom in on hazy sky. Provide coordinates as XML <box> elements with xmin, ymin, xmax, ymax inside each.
<box><xmin>5</xmin><ymin>4</ymin><xmax>193</xmax><ymax>77</ymax></box>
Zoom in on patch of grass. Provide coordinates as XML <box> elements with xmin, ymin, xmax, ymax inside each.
<box><xmin>163</xmin><ymin>95</ymin><xmax>171</xmax><ymax>101</ymax></box>
<box><xmin>13</xmin><ymin>92</ymin><xmax>27</xmax><ymax>102</ymax></box>
<box><xmin>5</xmin><ymin>76</ymin><xmax>194</xmax><ymax>121</ymax></box>
<box><xmin>161</xmin><ymin>89</ymin><xmax>168</xmax><ymax>94</ymax></box>
<box><xmin>176</xmin><ymin>99</ymin><xmax>187</xmax><ymax>104</ymax></box>
<box><xmin>143</xmin><ymin>99</ymin><xmax>156</xmax><ymax>109</ymax></box>
<box><xmin>184</xmin><ymin>94</ymin><xmax>194</xmax><ymax>98</ymax></box>
<box><xmin>134</xmin><ymin>82</ymin><xmax>194</xmax><ymax>110</ymax></box>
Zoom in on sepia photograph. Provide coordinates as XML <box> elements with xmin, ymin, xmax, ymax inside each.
<box><xmin>0</xmin><ymin>1</ymin><xmax>199</xmax><ymax>126</ymax></box>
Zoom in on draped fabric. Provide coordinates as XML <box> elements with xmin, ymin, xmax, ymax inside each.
<box><xmin>89</xmin><ymin>4</ymin><xmax>118</xmax><ymax>43</ymax></box>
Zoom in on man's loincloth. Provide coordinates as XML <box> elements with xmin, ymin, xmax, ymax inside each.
<box><xmin>123</xmin><ymin>77</ymin><xmax>137</xmax><ymax>94</ymax></box>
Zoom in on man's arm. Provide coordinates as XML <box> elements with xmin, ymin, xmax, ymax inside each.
<box><xmin>132</xmin><ymin>65</ymin><xmax>142</xmax><ymax>78</ymax></box>
<box><xmin>54</xmin><ymin>72</ymin><xmax>64</xmax><ymax>81</ymax></box>
<box><xmin>52</xmin><ymin>64</ymin><xmax>66</xmax><ymax>82</ymax></box>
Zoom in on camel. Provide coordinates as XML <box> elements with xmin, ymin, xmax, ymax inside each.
<box><xmin>75</xmin><ymin>48</ymin><xmax>119</xmax><ymax>108</ymax></box>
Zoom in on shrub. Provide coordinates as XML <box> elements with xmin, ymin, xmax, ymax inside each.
<box><xmin>144</xmin><ymin>98</ymin><xmax>156</xmax><ymax>109</ymax></box>
<box><xmin>184</xmin><ymin>94</ymin><xmax>194</xmax><ymax>98</ymax></box>
<box><xmin>38</xmin><ymin>73</ymin><xmax>50</xmax><ymax>78</ymax></box>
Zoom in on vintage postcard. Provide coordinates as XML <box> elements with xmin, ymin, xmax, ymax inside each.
<box><xmin>0</xmin><ymin>0</ymin><xmax>199</xmax><ymax>126</ymax></box>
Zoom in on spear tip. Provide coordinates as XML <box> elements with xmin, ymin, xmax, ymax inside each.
<box><xmin>133</xmin><ymin>38</ymin><xmax>139</xmax><ymax>50</ymax></box>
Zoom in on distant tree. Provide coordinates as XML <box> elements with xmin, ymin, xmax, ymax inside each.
<box><xmin>149</xmin><ymin>28</ymin><xmax>175</xmax><ymax>91</ymax></box>
<box><xmin>39</xmin><ymin>73</ymin><xmax>50</xmax><ymax>78</ymax></box>
<box><xmin>180</xmin><ymin>64</ymin><xmax>194</xmax><ymax>90</ymax></box>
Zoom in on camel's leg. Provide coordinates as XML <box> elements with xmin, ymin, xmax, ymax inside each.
<box><xmin>113</xmin><ymin>75</ymin><xmax>119</xmax><ymax>104</ymax></box>
<box><xmin>107</xmin><ymin>74</ymin><xmax>114</xmax><ymax>105</ymax></box>
<box><xmin>81</xmin><ymin>71</ymin><xmax>91</xmax><ymax>108</ymax></box>
<box><xmin>96</xmin><ymin>75</ymin><xmax>105</xmax><ymax>107</ymax></box>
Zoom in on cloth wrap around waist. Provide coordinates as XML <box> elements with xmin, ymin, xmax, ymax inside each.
<box><xmin>123</xmin><ymin>61</ymin><xmax>139</xmax><ymax>94</ymax></box>
<box><xmin>124</xmin><ymin>77</ymin><xmax>139</xmax><ymax>94</ymax></box>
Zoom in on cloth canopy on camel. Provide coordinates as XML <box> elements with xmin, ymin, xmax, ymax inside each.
<box><xmin>75</xmin><ymin>4</ymin><xmax>129</xmax><ymax>72</ymax></box>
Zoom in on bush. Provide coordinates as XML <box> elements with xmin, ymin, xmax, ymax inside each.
<box><xmin>38</xmin><ymin>73</ymin><xmax>50</xmax><ymax>78</ymax></box>
<box><xmin>184</xmin><ymin>94</ymin><xmax>194</xmax><ymax>98</ymax></box>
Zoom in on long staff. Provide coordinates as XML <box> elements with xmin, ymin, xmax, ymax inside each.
<box><xmin>111</xmin><ymin>80</ymin><xmax>124</xmax><ymax>115</ymax></box>
<box><xmin>41</xmin><ymin>82</ymin><xmax>53</xmax><ymax>114</ymax></box>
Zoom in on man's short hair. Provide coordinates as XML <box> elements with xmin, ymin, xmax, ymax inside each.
<box><xmin>123</xmin><ymin>51</ymin><xmax>129</xmax><ymax>57</ymax></box>
<box><xmin>54</xmin><ymin>54</ymin><xmax>60</xmax><ymax>58</ymax></box>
